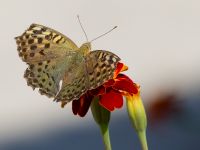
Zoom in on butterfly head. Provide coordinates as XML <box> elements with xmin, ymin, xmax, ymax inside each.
<box><xmin>79</xmin><ymin>42</ymin><xmax>91</xmax><ymax>55</ymax></box>
<box><xmin>77</xmin><ymin>16</ymin><xmax>117</xmax><ymax>56</ymax></box>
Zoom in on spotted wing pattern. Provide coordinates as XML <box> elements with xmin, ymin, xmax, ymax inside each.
<box><xmin>15</xmin><ymin>23</ymin><xmax>78</xmax><ymax>63</ymax></box>
<box><xmin>24</xmin><ymin>57</ymin><xmax>75</xmax><ymax>97</ymax></box>
<box><xmin>86</xmin><ymin>50</ymin><xmax>120</xmax><ymax>89</ymax></box>
<box><xmin>15</xmin><ymin>24</ymin><xmax>78</xmax><ymax>97</ymax></box>
<box><xmin>55</xmin><ymin>50</ymin><xmax>120</xmax><ymax>102</ymax></box>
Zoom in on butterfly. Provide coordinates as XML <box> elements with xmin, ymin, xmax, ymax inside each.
<box><xmin>15</xmin><ymin>24</ymin><xmax>120</xmax><ymax>103</ymax></box>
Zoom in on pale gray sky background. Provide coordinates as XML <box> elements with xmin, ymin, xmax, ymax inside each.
<box><xmin>0</xmin><ymin>0</ymin><xmax>200</xmax><ymax>149</ymax></box>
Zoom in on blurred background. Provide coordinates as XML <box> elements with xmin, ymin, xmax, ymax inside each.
<box><xmin>0</xmin><ymin>0</ymin><xmax>200</xmax><ymax>149</ymax></box>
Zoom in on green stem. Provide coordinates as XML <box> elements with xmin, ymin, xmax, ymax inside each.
<box><xmin>100</xmin><ymin>124</ymin><xmax>112</xmax><ymax>150</ymax></box>
<box><xmin>138</xmin><ymin>131</ymin><xmax>148</xmax><ymax>150</ymax></box>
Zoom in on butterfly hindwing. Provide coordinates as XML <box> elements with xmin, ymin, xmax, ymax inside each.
<box><xmin>55</xmin><ymin>50</ymin><xmax>120</xmax><ymax>102</ymax></box>
<box><xmin>24</xmin><ymin>54</ymin><xmax>77</xmax><ymax>97</ymax></box>
<box><xmin>86</xmin><ymin>50</ymin><xmax>120</xmax><ymax>89</ymax></box>
<box><xmin>24</xmin><ymin>60</ymin><xmax>58</xmax><ymax>97</ymax></box>
<box><xmin>55</xmin><ymin>53</ymin><xmax>89</xmax><ymax>101</ymax></box>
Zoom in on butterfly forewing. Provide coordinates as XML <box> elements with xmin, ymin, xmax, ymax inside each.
<box><xmin>15</xmin><ymin>23</ymin><xmax>78</xmax><ymax>63</ymax></box>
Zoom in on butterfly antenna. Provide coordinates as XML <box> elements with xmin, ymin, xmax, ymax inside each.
<box><xmin>77</xmin><ymin>15</ymin><xmax>89</xmax><ymax>42</ymax></box>
<box><xmin>90</xmin><ymin>26</ymin><xmax>117</xmax><ymax>43</ymax></box>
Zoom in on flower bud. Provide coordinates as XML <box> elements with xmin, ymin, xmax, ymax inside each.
<box><xmin>126</xmin><ymin>92</ymin><xmax>148</xmax><ymax>150</ymax></box>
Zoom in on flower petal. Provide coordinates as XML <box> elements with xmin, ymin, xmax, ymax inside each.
<box><xmin>113</xmin><ymin>62</ymin><xmax>128</xmax><ymax>78</ymax></box>
<box><xmin>103</xmin><ymin>79</ymin><xmax>115</xmax><ymax>87</ymax></box>
<box><xmin>113</xmin><ymin>74</ymin><xmax>139</xmax><ymax>95</ymax></box>
<box><xmin>90</xmin><ymin>85</ymin><xmax>106</xmax><ymax>96</ymax></box>
<box><xmin>72</xmin><ymin>93</ymin><xmax>93</xmax><ymax>117</ymax></box>
<box><xmin>99</xmin><ymin>89</ymin><xmax>123</xmax><ymax>111</ymax></box>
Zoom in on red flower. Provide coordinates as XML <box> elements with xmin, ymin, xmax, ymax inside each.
<box><xmin>62</xmin><ymin>62</ymin><xmax>139</xmax><ymax>117</ymax></box>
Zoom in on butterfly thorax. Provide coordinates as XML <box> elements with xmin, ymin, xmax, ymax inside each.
<box><xmin>79</xmin><ymin>42</ymin><xmax>91</xmax><ymax>56</ymax></box>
